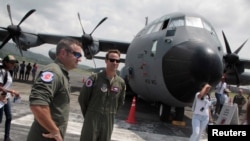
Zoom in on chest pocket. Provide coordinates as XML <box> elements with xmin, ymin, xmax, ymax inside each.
<box><xmin>53</xmin><ymin>69</ymin><xmax>70</xmax><ymax>104</ymax></box>
<box><xmin>110</xmin><ymin>84</ymin><xmax>121</xmax><ymax>95</ymax></box>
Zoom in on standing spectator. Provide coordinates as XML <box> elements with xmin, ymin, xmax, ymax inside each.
<box><xmin>242</xmin><ymin>100</ymin><xmax>250</xmax><ymax>125</ymax></box>
<box><xmin>246</xmin><ymin>100</ymin><xmax>250</xmax><ymax>124</ymax></box>
<box><xmin>0</xmin><ymin>58</ymin><xmax>2</xmax><ymax>66</ymax></box>
<box><xmin>78</xmin><ymin>49</ymin><xmax>126</xmax><ymax>141</ymax></box>
<box><xmin>0</xmin><ymin>55</ymin><xmax>20</xmax><ymax>141</ymax></box>
<box><xmin>24</xmin><ymin>63</ymin><xmax>32</xmax><ymax>81</ymax></box>
<box><xmin>214</xmin><ymin>76</ymin><xmax>227</xmax><ymax>115</ymax></box>
<box><xmin>190</xmin><ymin>83</ymin><xmax>213</xmax><ymax>141</ymax></box>
<box><xmin>233</xmin><ymin>89</ymin><xmax>246</xmax><ymax>115</ymax></box>
<box><xmin>223</xmin><ymin>89</ymin><xmax>231</xmax><ymax>104</ymax></box>
<box><xmin>218</xmin><ymin>88</ymin><xmax>231</xmax><ymax>114</ymax></box>
<box><xmin>19</xmin><ymin>61</ymin><xmax>25</xmax><ymax>80</ymax></box>
<box><xmin>31</xmin><ymin>63</ymin><xmax>38</xmax><ymax>81</ymax></box>
<box><xmin>13</xmin><ymin>62</ymin><xmax>19</xmax><ymax>80</ymax></box>
<box><xmin>26</xmin><ymin>38</ymin><xmax>83</xmax><ymax>141</ymax></box>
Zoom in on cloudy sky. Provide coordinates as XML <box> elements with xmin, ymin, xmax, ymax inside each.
<box><xmin>0</xmin><ymin>0</ymin><xmax>249</xmax><ymax>68</ymax></box>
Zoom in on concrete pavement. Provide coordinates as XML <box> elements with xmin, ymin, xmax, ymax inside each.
<box><xmin>0</xmin><ymin>70</ymin><xmax>210</xmax><ymax>141</ymax></box>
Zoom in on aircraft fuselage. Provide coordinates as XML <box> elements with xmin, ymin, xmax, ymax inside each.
<box><xmin>123</xmin><ymin>13</ymin><xmax>224</xmax><ymax>107</ymax></box>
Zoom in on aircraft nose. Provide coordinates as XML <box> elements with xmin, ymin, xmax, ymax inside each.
<box><xmin>163</xmin><ymin>40</ymin><xmax>223</xmax><ymax>103</ymax></box>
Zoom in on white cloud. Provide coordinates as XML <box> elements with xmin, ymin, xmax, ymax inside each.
<box><xmin>0</xmin><ymin>0</ymin><xmax>250</xmax><ymax>67</ymax></box>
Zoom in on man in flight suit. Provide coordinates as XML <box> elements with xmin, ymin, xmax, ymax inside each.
<box><xmin>26</xmin><ymin>38</ymin><xmax>83</xmax><ymax>141</ymax></box>
<box><xmin>78</xmin><ymin>49</ymin><xmax>126</xmax><ymax>141</ymax></box>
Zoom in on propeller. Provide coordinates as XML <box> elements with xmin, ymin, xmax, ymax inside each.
<box><xmin>222</xmin><ymin>30</ymin><xmax>248</xmax><ymax>87</ymax></box>
<box><xmin>77</xmin><ymin>12</ymin><xmax>107</xmax><ymax>63</ymax></box>
<box><xmin>0</xmin><ymin>4</ymin><xmax>36</xmax><ymax>55</ymax></box>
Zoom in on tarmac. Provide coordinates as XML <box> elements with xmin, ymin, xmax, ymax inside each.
<box><xmin>0</xmin><ymin>74</ymin><xmax>211</xmax><ymax>141</ymax></box>
<box><xmin>10</xmin><ymin>66</ymin><xmax>249</xmax><ymax>140</ymax></box>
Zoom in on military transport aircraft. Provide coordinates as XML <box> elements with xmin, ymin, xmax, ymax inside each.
<box><xmin>1</xmin><ymin>4</ymin><xmax>250</xmax><ymax>122</ymax></box>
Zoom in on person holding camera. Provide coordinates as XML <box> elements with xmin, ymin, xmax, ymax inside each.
<box><xmin>190</xmin><ymin>83</ymin><xmax>213</xmax><ymax>141</ymax></box>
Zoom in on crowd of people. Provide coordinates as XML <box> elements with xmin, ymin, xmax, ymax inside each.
<box><xmin>189</xmin><ymin>75</ymin><xmax>250</xmax><ymax>141</ymax></box>
<box><xmin>9</xmin><ymin>60</ymin><xmax>38</xmax><ymax>82</ymax></box>
<box><xmin>1</xmin><ymin>37</ymin><xmax>250</xmax><ymax>141</ymax></box>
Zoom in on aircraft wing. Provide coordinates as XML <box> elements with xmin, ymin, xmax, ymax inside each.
<box><xmin>38</xmin><ymin>33</ymin><xmax>130</xmax><ymax>54</ymax></box>
<box><xmin>98</xmin><ymin>39</ymin><xmax>130</xmax><ymax>54</ymax></box>
<box><xmin>93</xmin><ymin>55</ymin><xmax>126</xmax><ymax>63</ymax></box>
<box><xmin>38</xmin><ymin>33</ymin><xmax>81</xmax><ymax>45</ymax></box>
<box><xmin>0</xmin><ymin>30</ymin><xmax>8</xmax><ymax>41</ymax></box>
<box><xmin>239</xmin><ymin>58</ymin><xmax>250</xmax><ymax>69</ymax></box>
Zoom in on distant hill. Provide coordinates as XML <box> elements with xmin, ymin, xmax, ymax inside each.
<box><xmin>0</xmin><ymin>43</ymin><xmax>53</xmax><ymax>65</ymax></box>
<box><xmin>0</xmin><ymin>42</ymin><xmax>92</xmax><ymax>70</ymax></box>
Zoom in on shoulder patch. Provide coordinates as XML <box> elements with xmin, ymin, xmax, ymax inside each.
<box><xmin>85</xmin><ymin>78</ymin><xmax>93</xmax><ymax>87</ymax></box>
<box><xmin>41</xmin><ymin>71</ymin><xmax>54</xmax><ymax>82</ymax></box>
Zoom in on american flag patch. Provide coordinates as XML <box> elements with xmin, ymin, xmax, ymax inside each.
<box><xmin>111</xmin><ymin>86</ymin><xmax>119</xmax><ymax>92</ymax></box>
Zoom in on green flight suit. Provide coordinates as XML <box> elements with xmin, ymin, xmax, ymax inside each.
<box><xmin>78</xmin><ymin>70</ymin><xmax>126</xmax><ymax>141</ymax></box>
<box><xmin>27</xmin><ymin>59</ymin><xmax>71</xmax><ymax>141</ymax></box>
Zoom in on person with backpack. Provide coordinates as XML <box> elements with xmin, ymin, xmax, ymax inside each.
<box><xmin>0</xmin><ymin>55</ymin><xmax>20</xmax><ymax>141</ymax></box>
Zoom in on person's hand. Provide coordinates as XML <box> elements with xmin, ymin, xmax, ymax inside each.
<box><xmin>10</xmin><ymin>90</ymin><xmax>20</xmax><ymax>97</ymax></box>
<box><xmin>0</xmin><ymin>95</ymin><xmax>7</xmax><ymax>104</ymax></box>
<box><xmin>42</xmin><ymin>132</ymin><xmax>63</xmax><ymax>141</ymax></box>
<box><xmin>209</xmin><ymin>118</ymin><xmax>214</xmax><ymax>123</ymax></box>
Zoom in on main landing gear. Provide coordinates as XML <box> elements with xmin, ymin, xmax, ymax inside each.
<box><xmin>159</xmin><ymin>103</ymin><xmax>186</xmax><ymax>126</ymax></box>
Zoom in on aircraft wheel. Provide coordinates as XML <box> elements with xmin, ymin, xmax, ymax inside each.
<box><xmin>174</xmin><ymin>107</ymin><xmax>184</xmax><ymax>121</ymax></box>
<box><xmin>159</xmin><ymin>103</ymin><xmax>171</xmax><ymax>122</ymax></box>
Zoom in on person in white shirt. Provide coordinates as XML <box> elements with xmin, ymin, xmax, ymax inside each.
<box><xmin>190</xmin><ymin>83</ymin><xmax>213</xmax><ymax>141</ymax></box>
<box><xmin>214</xmin><ymin>76</ymin><xmax>227</xmax><ymax>115</ymax></box>
<box><xmin>0</xmin><ymin>55</ymin><xmax>20</xmax><ymax>141</ymax></box>
<box><xmin>223</xmin><ymin>89</ymin><xmax>231</xmax><ymax>104</ymax></box>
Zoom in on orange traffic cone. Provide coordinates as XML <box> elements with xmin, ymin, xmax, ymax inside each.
<box><xmin>126</xmin><ymin>96</ymin><xmax>136</xmax><ymax>124</ymax></box>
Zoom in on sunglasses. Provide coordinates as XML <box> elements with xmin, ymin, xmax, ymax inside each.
<box><xmin>108</xmin><ymin>58</ymin><xmax>120</xmax><ymax>63</ymax></box>
<box><xmin>67</xmin><ymin>50</ymin><xmax>82</xmax><ymax>58</ymax></box>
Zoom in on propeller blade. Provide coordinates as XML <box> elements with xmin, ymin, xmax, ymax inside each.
<box><xmin>18</xmin><ymin>9</ymin><xmax>36</xmax><ymax>26</ymax></box>
<box><xmin>234</xmin><ymin>39</ymin><xmax>248</xmax><ymax>54</ymax></box>
<box><xmin>233</xmin><ymin>65</ymin><xmax>240</xmax><ymax>87</ymax></box>
<box><xmin>77</xmin><ymin>13</ymin><xmax>86</xmax><ymax>35</ymax></box>
<box><xmin>0</xmin><ymin>34</ymin><xmax>11</xmax><ymax>49</ymax></box>
<box><xmin>90</xmin><ymin>17</ymin><xmax>108</xmax><ymax>35</ymax></box>
<box><xmin>0</xmin><ymin>27</ymin><xmax>8</xmax><ymax>30</ymax></box>
<box><xmin>14</xmin><ymin>36</ymin><xmax>23</xmax><ymax>56</ymax></box>
<box><xmin>7</xmin><ymin>4</ymin><xmax>14</xmax><ymax>25</ymax></box>
<box><xmin>222</xmin><ymin>31</ymin><xmax>232</xmax><ymax>54</ymax></box>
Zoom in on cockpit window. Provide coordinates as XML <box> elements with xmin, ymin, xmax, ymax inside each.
<box><xmin>203</xmin><ymin>20</ymin><xmax>214</xmax><ymax>33</ymax></box>
<box><xmin>147</xmin><ymin>22</ymin><xmax>163</xmax><ymax>34</ymax></box>
<box><xmin>185</xmin><ymin>16</ymin><xmax>216</xmax><ymax>34</ymax></box>
<box><xmin>168</xmin><ymin>18</ymin><xmax>185</xmax><ymax>28</ymax></box>
<box><xmin>186</xmin><ymin>17</ymin><xmax>203</xmax><ymax>28</ymax></box>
